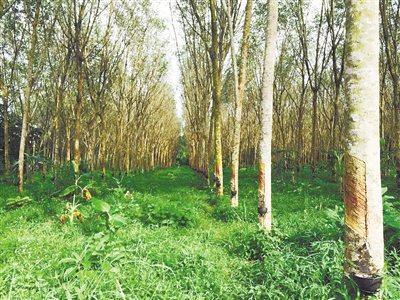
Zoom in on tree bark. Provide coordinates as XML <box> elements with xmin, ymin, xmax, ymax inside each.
<box><xmin>65</xmin><ymin>125</ymin><xmax>71</xmax><ymax>163</ymax></box>
<box><xmin>72</xmin><ymin>3</ymin><xmax>86</xmax><ymax>176</ymax></box>
<box><xmin>74</xmin><ymin>52</ymin><xmax>83</xmax><ymax>175</ymax></box>
<box><xmin>210</xmin><ymin>0</ymin><xmax>223</xmax><ymax>196</ymax></box>
<box><xmin>380</xmin><ymin>0</ymin><xmax>400</xmax><ymax>193</ymax></box>
<box><xmin>53</xmin><ymin>50</ymin><xmax>70</xmax><ymax>167</ymax></box>
<box><xmin>226</xmin><ymin>0</ymin><xmax>253</xmax><ymax>207</ymax></box>
<box><xmin>311</xmin><ymin>89</ymin><xmax>318</xmax><ymax>174</ymax></box>
<box><xmin>343</xmin><ymin>0</ymin><xmax>384</xmax><ymax>295</ymax></box>
<box><xmin>258</xmin><ymin>0</ymin><xmax>278</xmax><ymax>231</ymax></box>
<box><xmin>18</xmin><ymin>0</ymin><xmax>40</xmax><ymax>192</ymax></box>
<box><xmin>2</xmin><ymin>86</ymin><xmax>10</xmax><ymax>174</ymax></box>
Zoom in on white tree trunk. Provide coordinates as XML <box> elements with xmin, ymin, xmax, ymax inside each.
<box><xmin>258</xmin><ymin>0</ymin><xmax>278</xmax><ymax>231</ymax></box>
<box><xmin>344</xmin><ymin>0</ymin><xmax>384</xmax><ymax>295</ymax></box>
<box><xmin>223</xmin><ymin>0</ymin><xmax>240</xmax><ymax>207</ymax></box>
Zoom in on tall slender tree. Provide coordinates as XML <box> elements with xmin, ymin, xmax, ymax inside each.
<box><xmin>210</xmin><ymin>0</ymin><xmax>224</xmax><ymax>196</ymax></box>
<box><xmin>18</xmin><ymin>0</ymin><xmax>41</xmax><ymax>192</ymax></box>
<box><xmin>380</xmin><ymin>0</ymin><xmax>400</xmax><ymax>193</ymax></box>
<box><xmin>58</xmin><ymin>0</ymin><xmax>102</xmax><ymax>175</ymax></box>
<box><xmin>225</xmin><ymin>0</ymin><xmax>253</xmax><ymax>207</ymax></box>
<box><xmin>0</xmin><ymin>73</ymin><xmax>10</xmax><ymax>174</ymax></box>
<box><xmin>343</xmin><ymin>0</ymin><xmax>384</xmax><ymax>295</ymax></box>
<box><xmin>326</xmin><ymin>0</ymin><xmax>345</xmax><ymax>180</ymax></box>
<box><xmin>258</xmin><ymin>0</ymin><xmax>278</xmax><ymax>231</ymax></box>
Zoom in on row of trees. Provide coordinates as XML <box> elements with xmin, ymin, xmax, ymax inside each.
<box><xmin>0</xmin><ymin>0</ymin><xmax>393</xmax><ymax>295</ymax></box>
<box><xmin>0</xmin><ymin>0</ymin><xmax>180</xmax><ymax>191</ymax></box>
<box><xmin>179</xmin><ymin>0</ymin><xmax>388</xmax><ymax>295</ymax></box>
<box><xmin>180</xmin><ymin>0</ymin><xmax>400</xmax><ymax>197</ymax></box>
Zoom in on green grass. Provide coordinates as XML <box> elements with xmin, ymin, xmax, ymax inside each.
<box><xmin>0</xmin><ymin>166</ymin><xmax>399</xmax><ymax>299</ymax></box>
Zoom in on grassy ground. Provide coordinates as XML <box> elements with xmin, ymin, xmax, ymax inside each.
<box><xmin>0</xmin><ymin>166</ymin><xmax>399</xmax><ymax>299</ymax></box>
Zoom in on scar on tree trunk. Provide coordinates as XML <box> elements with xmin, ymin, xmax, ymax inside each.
<box><xmin>343</xmin><ymin>154</ymin><xmax>382</xmax><ymax>295</ymax></box>
<box><xmin>258</xmin><ymin>162</ymin><xmax>270</xmax><ymax>229</ymax></box>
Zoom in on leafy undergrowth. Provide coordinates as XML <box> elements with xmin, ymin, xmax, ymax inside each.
<box><xmin>0</xmin><ymin>166</ymin><xmax>399</xmax><ymax>299</ymax></box>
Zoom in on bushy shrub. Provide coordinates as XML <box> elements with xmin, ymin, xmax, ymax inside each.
<box><xmin>54</xmin><ymin>163</ymin><xmax>75</xmax><ymax>188</ymax></box>
<box><xmin>223</xmin><ymin>224</ymin><xmax>284</xmax><ymax>261</ymax></box>
<box><xmin>136</xmin><ymin>196</ymin><xmax>198</xmax><ymax>228</ymax></box>
<box><xmin>212</xmin><ymin>199</ymin><xmax>238</xmax><ymax>222</ymax></box>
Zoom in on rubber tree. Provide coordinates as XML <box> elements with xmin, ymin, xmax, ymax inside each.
<box><xmin>210</xmin><ymin>0</ymin><xmax>223</xmax><ymax>196</ymax></box>
<box><xmin>224</xmin><ymin>0</ymin><xmax>253</xmax><ymax>207</ymax></box>
<box><xmin>326</xmin><ymin>0</ymin><xmax>345</xmax><ymax>181</ymax></box>
<box><xmin>57</xmin><ymin>0</ymin><xmax>102</xmax><ymax>175</ymax></box>
<box><xmin>0</xmin><ymin>76</ymin><xmax>10</xmax><ymax>175</ymax></box>
<box><xmin>258</xmin><ymin>0</ymin><xmax>278</xmax><ymax>231</ymax></box>
<box><xmin>295</xmin><ymin>0</ymin><xmax>329</xmax><ymax>175</ymax></box>
<box><xmin>343</xmin><ymin>0</ymin><xmax>384</xmax><ymax>295</ymax></box>
<box><xmin>18</xmin><ymin>0</ymin><xmax>41</xmax><ymax>192</ymax></box>
<box><xmin>380</xmin><ymin>0</ymin><xmax>400</xmax><ymax>193</ymax></box>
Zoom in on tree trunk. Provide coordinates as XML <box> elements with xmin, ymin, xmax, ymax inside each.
<box><xmin>343</xmin><ymin>1</ymin><xmax>384</xmax><ymax>295</ymax></box>
<box><xmin>99</xmin><ymin>123</ymin><xmax>106</xmax><ymax>178</ymax></box>
<box><xmin>258</xmin><ymin>0</ymin><xmax>278</xmax><ymax>231</ymax></box>
<box><xmin>391</xmin><ymin>83</ymin><xmax>400</xmax><ymax>192</ymax></box>
<box><xmin>394</xmin><ymin>108</ymin><xmax>400</xmax><ymax>192</ymax></box>
<box><xmin>207</xmin><ymin>109</ymin><xmax>214</xmax><ymax>185</ymax></box>
<box><xmin>2</xmin><ymin>88</ymin><xmax>10</xmax><ymax>174</ymax></box>
<box><xmin>380</xmin><ymin>0</ymin><xmax>400</xmax><ymax>193</ymax></box>
<box><xmin>73</xmin><ymin>54</ymin><xmax>83</xmax><ymax>175</ymax></box>
<box><xmin>210</xmin><ymin>0</ymin><xmax>223</xmax><ymax>196</ymax></box>
<box><xmin>101</xmin><ymin>144</ymin><xmax>106</xmax><ymax>177</ymax></box>
<box><xmin>311</xmin><ymin>89</ymin><xmax>318</xmax><ymax>174</ymax></box>
<box><xmin>125</xmin><ymin>135</ymin><xmax>131</xmax><ymax>173</ymax></box>
<box><xmin>53</xmin><ymin>52</ymin><xmax>69</xmax><ymax>167</ymax></box>
<box><xmin>53</xmin><ymin>92</ymin><xmax>61</xmax><ymax>166</ymax></box>
<box><xmin>330</xmin><ymin>90</ymin><xmax>339</xmax><ymax>180</ymax></box>
<box><xmin>66</xmin><ymin>125</ymin><xmax>71</xmax><ymax>163</ymax></box>
<box><xmin>227</xmin><ymin>0</ymin><xmax>253</xmax><ymax>207</ymax></box>
<box><xmin>296</xmin><ymin>89</ymin><xmax>306</xmax><ymax>173</ymax></box>
<box><xmin>73</xmin><ymin>4</ymin><xmax>86</xmax><ymax>176</ymax></box>
<box><xmin>18</xmin><ymin>1</ymin><xmax>40</xmax><ymax>192</ymax></box>
<box><xmin>18</xmin><ymin>108</ymin><xmax>30</xmax><ymax>191</ymax></box>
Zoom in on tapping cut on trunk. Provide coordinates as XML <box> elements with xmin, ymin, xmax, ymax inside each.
<box><xmin>343</xmin><ymin>0</ymin><xmax>384</xmax><ymax>295</ymax></box>
<box><xmin>343</xmin><ymin>154</ymin><xmax>367</xmax><ymax>237</ymax></box>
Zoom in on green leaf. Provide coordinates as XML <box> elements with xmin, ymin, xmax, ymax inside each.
<box><xmin>384</xmin><ymin>202</ymin><xmax>400</xmax><ymax>230</ymax></box>
<box><xmin>381</xmin><ymin>187</ymin><xmax>388</xmax><ymax>196</ymax></box>
<box><xmin>380</xmin><ymin>138</ymin><xmax>386</xmax><ymax>147</ymax></box>
<box><xmin>325</xmin><ymin>209</ymin><xmax>338</xmax><ymax>220</ymax></box>
<box><xmin>110</xmin><ymin>214</ymin><xmax>126</xmax><ymax>227</ymax></box>
<box><xmin>6</xmin><ymin>196</ymin><xmax>33</xmax><ymax>209</ymax></box>
<box><xmin>59</xmin><ymin>185</ymin><xmax>78</xmax><ymax>197</ymax></box>
<box><xmin>92</xmin><ymin>199</ymin><xmax>110</xmax><ymax>213</ymax></box>
<box><xmin>63</xmin><ymin>266</ymin><xmax>77</xmax><ymax>279</ymax></box>
<box><xmin>384</xmin><ymin>213</ymin><xmax>400</xmax><ymax>230</ymax></box>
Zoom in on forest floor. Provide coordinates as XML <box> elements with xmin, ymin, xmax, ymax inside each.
<box><xmin>0</xmin><ymin>166</ymin><xmax>400</xmax><ymax>299</ymax></box>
